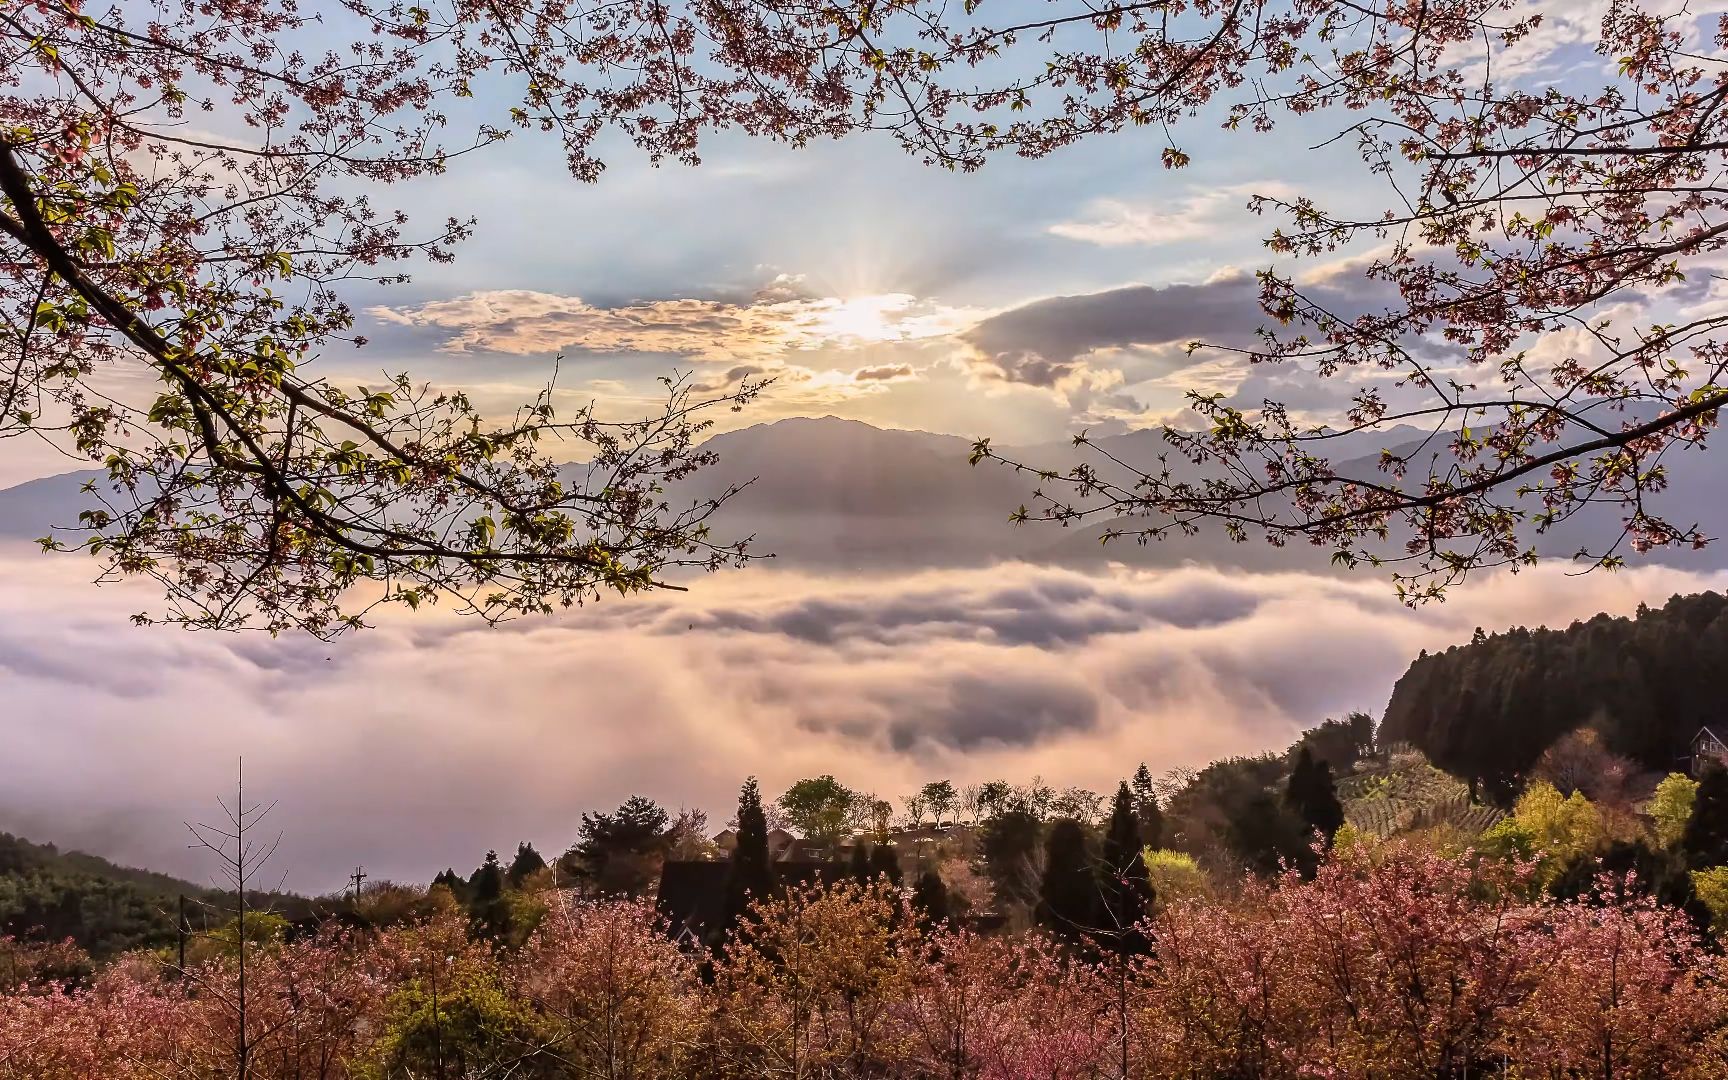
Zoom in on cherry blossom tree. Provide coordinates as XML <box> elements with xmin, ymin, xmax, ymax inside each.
<box><xmin>709</xmin><ymin>880</ymin><xmax>918</xmax><ymax>1077</ymax></box>
<box><xmin>926</xmin><ymin>0</ymin><xmax>1728</xmax><ymax>595</ymax></box>
<box><xmin>1</xmin><ymin>0</ymin><xmax>801</xmax><ymax>636</ymax></box>
<box><xmin>513</xmin><ymin>895</ymin><xmax>703</xmax><ymax>1079</ymax></box>
<box><xmin>1507</xmin><ymin>880</ymin><xmax>1728</xmax><ymax>1078</ymax></box>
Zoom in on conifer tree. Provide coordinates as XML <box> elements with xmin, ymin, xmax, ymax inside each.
<box><xmin>1131</xmin><ymin>763</ymin><xmax>1165</xmax><ymax>849</ymax></box>
<box><xmin>870</xmin><ymin>843</ymin><xmax>903</xmax><ymax>886</ymax></box>
<box><xmin>850</xmin><ymin>842</ymin><xmax>874</xmax><ymax>882</ymax></box>
<box><xmin>468</xmin><ymin>850</ymin><xmax>511</xmax><ymax>941</ymax></box>
<box><xmin>1286</xmin><ymin>747</ymin><xmax>1346</xmax><ymax>846</ymax></box>
<box><xmin>1098</xmin><ymin>782</ymin><xmax>1154</xmax><ymax>956</ymax></box>
<box><xmin>1037</xmin><ymin>818</ymin><xmax>1095</xmax><ymax>940</ymax></box>
<box><xmin>912</xmin><ymin>869</ymin><xmax>950</xmax><ymax>929</ymax></box>
<box><xmin>431</xmin><ymin>868</ymin><xmax>467</xmax><ymax>903</ymax></box>
<box><xmin>1683</xmin><ymin>764</ymin><xmax>1728</xmax><ymax>869</ymax></box>
<box><xmin>725</xmin><ymin>777</ymin><xmax>776</xmax><ymax>934</ymax></box>
<box><xmin>506</xmin><ymin>842</ymin><xmax>546</xmax><ymax>887</ymax></box>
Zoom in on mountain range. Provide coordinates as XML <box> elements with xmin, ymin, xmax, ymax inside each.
<box><xmin>2</xmin><ymin>415</ymin><xmax>1725</xmax><ymax>575</ymax></box>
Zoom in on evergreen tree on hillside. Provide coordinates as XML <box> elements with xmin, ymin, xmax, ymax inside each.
<box><xmin>912</xmin><ymin>870</ymin><xmax>950</xmax><ymax>929</ymax></box>
<box><xmin>980</xmin><ymin>806</ymin><xmax>1043</xmax><ymax>911</ymax></box>
<box><xmin>1098</xmin><ymin>782</ymin><xmax>1153</xmax><ymax>955</ymax></box>
<box><xmin>506</xmin><ymin>842</ymin><xmax>546</xmax><ymax>887</ymax></box>
<box><xmin>571</xmin><ymin>795</ymin><xmax>672</xmax><ymax>896</ymax></box>
<box><xmin>431</xmin><ymin>867</ymin><xmax>467</xmax><ymax>902</ymax></box>
<box><xmin>1683</xmin><ymin>764</ymin><xmax>1728</xmax><ymax>869</ymax></box>
<box><xmin>725</xmin><ymin>777</ymin><xmax>775</xmax><ymax>932</ymax></box>
<box><xmin>1380</xmin><ymin>592</ymin><xmax>1728</xmax><ymax>783</ymax></box>
<box><xmin>1037</xmin><ymin>818</ymin><xmax>1096</xmax><ymax>940</ymax></box>
<box><xmin>870</xmin><ymin>843</ymin><xmax>902</xmax><ymax>886</ymax></box>
<box><xmin>468</xmin><ymin>851</ymin><xmax>511</xmax><ymax>940</ymax></box>
<box><xmin>1286</xmin><ymin>747</ymin><xmax>1346</xmax><ymax>848</ymax></box>
<box><xmin>1131</xmin><ymin>764</ymin><xmax>1165</xmax><ymax>849</ymax></box>
<box><xmin>1227</xmin><ymin>791</ymin><xmax>1310</xmax><ymax>877</ymax></box>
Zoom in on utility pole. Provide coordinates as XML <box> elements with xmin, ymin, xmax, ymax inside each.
<box><xmin>349</xmin><ymin>865</ymin><xmax>367</xmax><ymax>904</ymax></box>
<box><xmin>176</xmin><ymin>893</ymin><xmax>187</xmax><ymax>974</ymax></box>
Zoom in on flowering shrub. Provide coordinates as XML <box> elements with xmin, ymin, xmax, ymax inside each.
<box><xmin>4</xmin><ymin>846</ymin><xmax>1728</xmax><ymax>1077</ymax></box>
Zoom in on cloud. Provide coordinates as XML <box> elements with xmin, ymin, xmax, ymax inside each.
<box><xmin>0</xmin><ymin>549</ymin><xmax>1719</xmax><ymax>893</ymax></box>
<box><xmin>852</xmin><ymin>364</ymin><xmax>918</xmax><ymax>383</ymax></box>
<box><xmin>1050</xmin><ymin>183</ymin><xmax>1297</xmax><ymax>248</ymax></box>
<box><xmin>368</xmin><ymin>286</ymin><xmax>982</xmax><ymax>362</ymax></box>
<box><xmin>960</xmin><ymin>277</ymin><xmax>1259</xmax><ymax>389</ymax></box>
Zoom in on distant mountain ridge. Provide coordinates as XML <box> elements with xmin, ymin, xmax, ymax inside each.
<box><xmin>3</xmin><ymin>415</ymin><xmax>1725</xmax><ymax>574</ymax></box>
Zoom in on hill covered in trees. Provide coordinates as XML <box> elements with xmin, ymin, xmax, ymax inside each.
<box><xmin>0</xmin><ymin>832</ymin><xmax>201</xmax><ymax>959</ymax></box>
<box><xmin>1382</xmin><ymin>590</ymin><xmax>1728</xmax><ymax>801</ymax></box>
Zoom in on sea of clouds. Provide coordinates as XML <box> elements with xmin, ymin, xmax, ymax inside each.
<box><xmin>1</xmin><ymin>550</ymin><xmax>1721</xmax><ymax>893</ymax></box>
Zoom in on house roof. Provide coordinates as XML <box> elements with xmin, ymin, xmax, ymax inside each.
<box><xmin>1693</xmin><ymin>725</ymin><xmax>1727</xmax><ymax>747</ymax></box>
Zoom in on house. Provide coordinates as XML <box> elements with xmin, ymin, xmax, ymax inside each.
<box><xmin>1690</xmin><ymin>726</ymin><xmax>1728</xmax><ymax>776</ymax></box>
<box><xmin>707</xmin><ymin>827</ymin><xmax>824</xmax><ymax>862</ymax></box>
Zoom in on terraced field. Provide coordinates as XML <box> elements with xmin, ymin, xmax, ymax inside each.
<box><xmin>1340</xmin><ymin>755</ymin><xmax>1506</xmax><ymax>839</ymax></box>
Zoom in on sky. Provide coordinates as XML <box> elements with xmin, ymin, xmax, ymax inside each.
<box><xmin>5</xmin><ymin>0</ymin><xmax>1728</xmax><ymax>892</ymax></box>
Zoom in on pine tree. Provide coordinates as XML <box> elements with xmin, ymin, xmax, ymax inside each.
<box><xmin>506</xmin><ymin>842</ymin><xmax>546</xmax><ymax>887</ymax></box>
<box><xmin>468</xmin><ymin>851</ymin><xmax>511</xmax><ymax>941</ymax></box>
<box><xmin>1037</xmin><ymin>818</ymin><xmax>1095</xmax><ymax>940</ymax></box>
<box><xmin>1098</xmin><ymin>782</ymin><xmax>1153</xmax><ymax>956</ymax></box>
<box><xmin>1286</xmin><ymin>747</ymin><xmax>1346</xmax><ymax>845</ymax></box>
<box><xmin>911</xmin><ymin>869</ymin><xmax>949</xmax><ymax>929</ymax></box>
<box><xmin>431</xmin><ymin>867</ymin><xmax>467</xmax><ymax>903</ymax></box>
<box><xmin>870</xmin><ymin>843</ymin><xmax>902</xmax><ymax>886</ymax></box>
<box><xmin>725</xmin><ymin>777</ymin><xmax>776</xmax><ymax>934</ymax></box>
<box><xmin>850</xmin><ymin>842</ymin><xmax>874</xmax><ymax>882</ymax></box>
<box><xmin>1683</xmin><ymin>764</ymin><xmax>1728</xmax><ymax>869</ymax></box>
<box><xmin>1131</xmin><ymin>763</ymin><xmax>1164</xmax><ymax>849</ymax></box>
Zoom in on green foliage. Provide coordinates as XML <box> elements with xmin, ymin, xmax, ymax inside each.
<box><xmin>1479</xmin><ymin>817</ymin><xmax>1539</xmax><ymax>862</ymax></box>
<box><xmin>1691</xmin><ymin>866</ymin><xmax>1728</xmax><ymax>935</ymax></box>
<box><xmin>0</xmin><ymin>832</ymin><xmax>198</xmax><ymax>957</ymax></box>
<box><xmin>1141</xmin><ymin>849</ymin><xmax>1209</xmax><ymax>906</ymax></box>
<box><xmin>869</xmin><ymin>844</ymin><xmax>902</xmax><ymax>886</ymax></box>
<box><xmin>979</xmin><ymin>806</ymin><xmax>1042</xmax><ymax>909</ymax></box>
<box><xmin>1481</xmin><ymin>781</ymin><xmax>1605</xmax><ymax>883</ymax></box>
<box><xmin>850</xmin><ymin>842</ymin><xmax>875</xmax><ymax>883</ymax></box>
<box><xmin>1294</xmin><ymin>713</ymin><xmax>1376</xmax><ymax>775</ymax></box>
<box><xmin>1225</xmin><ymin>790</ymin><xmax>1310</xmax><ymax>876</ymax></box>
<box><xmin>505</xmin><ymin>842</ymin><xmax>546</xmax><ymax>887</ymax></box>
<box><xmin>466</xmin><ymin>851</ymin><xmax>513</xmax><ymax>941</ymax></box>
<box><xmin>777</xmin><ymin>775</ymin><xmax>857</xmax><ymax>850</ymax></box>
<box><xmin>919</xmin><ymin>780</ymin><xmax>959</xmax><ymax>824</ymax></box>
<box><xmin>192</xmin><ymin>911</ymin><xmax>289</xmax><ymax>962</ymax></box>
<box><xmin>1685</xmin><ymin>766</ymin><xmax>1728</xmax><ymax>870</ymax></box>
<box><xmin>1653</xmin><ymin>773</ymin><xmax>1700</xmax><ymax>849</ymax></box>
<box><xmin>355</xmin><ymin>967</ymin><xmax>546</xmax><ymax>1079</ymax></box>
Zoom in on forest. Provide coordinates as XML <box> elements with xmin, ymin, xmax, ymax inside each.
<box><xmin>1383</xmin><ymin>591</ymin><xmax>1728</xmax><ymax>800</ymax></box>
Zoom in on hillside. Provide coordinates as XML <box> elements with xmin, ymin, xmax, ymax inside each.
<box><xmin>1339</xmin><ymin>750</ymin><xmax>1506</xmax><ymax>839</ymax></box>
<box><xmin>0</xmin><ymin>831</ymin><xmax>201</xmax><ymax>956</ymax></box>
<box><xmin>1381</xmin><ymin>591</ymin><xmax>1728</xmax><ymax>800</ymax></box>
